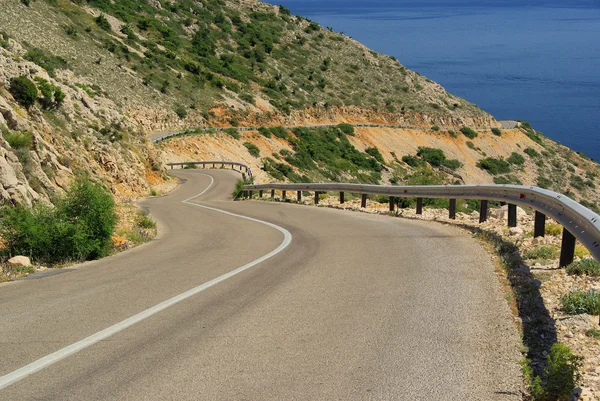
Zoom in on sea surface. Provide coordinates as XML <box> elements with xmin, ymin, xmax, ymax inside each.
<box><xmin>268</xmin><ymin>0</ymin><xmax>600</xmax><ymax>161</ymax></box>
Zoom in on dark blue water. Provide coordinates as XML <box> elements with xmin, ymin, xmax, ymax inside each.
<box><xmin>268</xmin><ymin>0</ymin><xmax>600</xmax><ymax>160</ymax></box>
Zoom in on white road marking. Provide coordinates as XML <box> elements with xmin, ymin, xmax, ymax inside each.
<box><xmin>0</xmin><ymin>172</ymin><xmax>292</xmax><ymax>391</ymax></box>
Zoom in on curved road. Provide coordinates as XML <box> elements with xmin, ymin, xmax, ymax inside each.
<box><xmin>0</xmin><ymin>170</ymin><xmax>522</xmax><ymax>400</ymax></box>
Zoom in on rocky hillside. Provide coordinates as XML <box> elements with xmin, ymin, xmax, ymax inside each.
<box><xmin>0</xmin><ymin>0</ymin><xmax>493</xmax><ymax>133</ymax></box>
<box><xmin>0</xmin><ymin>35</ymin><xmax>164</xmax><ymax>207</ymax></box>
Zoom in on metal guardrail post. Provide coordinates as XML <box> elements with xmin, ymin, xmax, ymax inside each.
<box><xmin>361</xmin><ymin>194</ymin><xmax>367</xmax><ymax>208</ymax></box>
<box><xmin>534</xmin><ymin>211</ymin><xmax>546</xmax><ymax>238</ymax></box>
<box><xmin>340</xmin><ymin>192</ymin><xmax>345</xmax><ymax>204</ymax></box>
<box><xmin>315</xmin><ymin>192</ymin><xmax>320</xmax><ymax>205</ymax></box>
<box><xmin>508</xmin><ymin>204</ymin><xmax>517</xmax><ymax>228</ymax></box>
<box><xmin>242</xmin><ymin>173</ymin><xmax>246</xmax><ymax>181</ymax></box>
<box><xmin>259</xmin><ymin>190</ymin><xmax>263</xmax><ymax>198</ymax></box>
<box><xmin>479</xmin><ymin>200</ymin><xmax>488</xmax><ymax>223</ymax></box>
<box><xmin>389</xmin><ymin>196</ymin><xmax>395</xmax><ymax>212</ymax></box>
<box><xmin>416</xmin><ymin>198</ymin><xmax>423</xmax><ymax>215</ymax></box>
<box><xmin>243</xmin><ymin>190</ymin><xmax>248</xmax><ymax>199</ymax></box>
<box><xmin>249</xmin><ymin>190</ymin><xmax>253</xmax><ymax>199</ymax></box>
<box><xmin>449</xmin><ymin>199</ymin><xmax>457</xmax><ymax>220</ymax></box>
<box><xmin>271</xmin><ymin>189</ymin><xmax>275</xmax><ymax>198</ymax></box>
<box><xmin>297</xmin><ymin>191</ymin><xmax>302</xmax><ymax>201</ymax></box>
<box><xmin>560</xmin><ymin>228</ymin><xmax>576</xmax><ymax>267</ymax></box>
<box><xmin>282</xmin><ymin>190</ymin><xmax>287</xmax><ymax>200</ymax></box>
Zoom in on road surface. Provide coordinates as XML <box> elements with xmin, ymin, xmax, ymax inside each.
<box><xmin>0</xmin><ymin>170</ymin><xmax>522</xmax><ymax>400</ymax></box>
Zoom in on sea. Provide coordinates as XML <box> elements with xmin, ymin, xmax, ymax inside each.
<box><xmin>267</xmin><ymin>0</ymin><xmax>600</xmax><ymax>161</ymax></box>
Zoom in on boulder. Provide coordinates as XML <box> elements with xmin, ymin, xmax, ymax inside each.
<box><xmin>8</xmin><ymin>255</ymin><xmax>31</xmax><ymax>268</ymax></box>
<box><xmin>509</xmin><ymin>227</ymin><xmax>524</xmax><ymax>236</ymax></box>
<box><xmin>493</xmin><ymin>205</ymin><xmax>528</xmax><ymax>220</ymax></box>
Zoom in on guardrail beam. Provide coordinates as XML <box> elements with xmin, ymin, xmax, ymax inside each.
<box><xmin>416</xmin><ymin>198</ymin><xmax>423</xmax><ymax>215</ymax></box>
<box><xmin>560</xmin><ymin>228</ymin><xmax>576</xmax><ymax>267</ymax></box>
<box><xmin>534</xmin><ymin>211</ymin><xmax>546</xmax><ymax>238</ymax></box>
<box><xmin>449</xmin><ymin>199</ymin><xmax>457</xmax><ymax>220</ymax></box>
<box><xmin>508</xmin><ymin>204</ymin><xmax>517</xmax><ymax>228</ymax></box>
<box><xmin>479</xmin><ymin>200</ymin><xmax>488</xmax><ymax>223</ymax></box>
<box><xmin>361</xmin><ymin>194</ymin><xmax>367</xmax><ymax>208</ymax></box>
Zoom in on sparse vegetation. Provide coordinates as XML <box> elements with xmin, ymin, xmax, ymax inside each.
<box><xmin>566</xmin><ymin>259</ymin><xmax>600</xmax><ymax>277</ymax></box>
<box><xmin>477</xmin><ymin>157</ymin><xmax>511</xmax><ymax>175</ymax></box>
<box><xmin>525</xmin><ymin>147</ymin><xmax>540</xmax><ymax>158</ymax></box>
<box><xmin>244</xmin><ymin>142</ymin><xmax>260</xmax><ymax>157</ymax></box>
<box><xmin>523</xmin><ymin>245</ymin><xmax>559</xmax><ymax>261</ymax></box>
<box><xmin>560</xmin><ymin>290</ymin><xmax>600</xmax><ymax>315</ymax></box>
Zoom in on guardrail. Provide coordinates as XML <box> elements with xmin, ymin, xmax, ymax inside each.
<box><xmin>151</xmin><ymin>122</ymin><xmax>505</xmax><ymax>143</ymax></box>
<box><xmin>167</xmin><ymin>161</ymin><xmax>253</xmax><ymax>179</ymax></box>
<box><xmin>242</xmin><ymin>182</ymin><xmax>600</xmax><ymax>267</ymax></box>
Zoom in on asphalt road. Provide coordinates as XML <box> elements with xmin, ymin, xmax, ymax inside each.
<box><xmin>0</xmin><ymin>170</ymin><xmax>522</xmax><ymax>400</ymax></box>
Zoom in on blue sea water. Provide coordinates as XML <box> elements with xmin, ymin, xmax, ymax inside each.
<box><xmin>268</xmin><ymin>0</ymin><xmax>600</xmax><ymax>161</ymax></box>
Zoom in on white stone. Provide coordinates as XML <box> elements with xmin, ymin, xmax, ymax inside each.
<box><xmin>493</xmin><ymin>205</ymin><xmax>528</xmax><ymax>220</ymax></box>
<box><xmin>8</xmin><ymin>255</ymin><xmax>31</xmax><ymax>268</ymax></box>
<box><xmin>509</xmin><ymin>227</ymin><xmax>524</xmax><ymax>236</ymax></box>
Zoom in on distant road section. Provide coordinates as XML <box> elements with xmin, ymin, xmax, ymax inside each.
<box><xmin>499</xmin><ymin>120</ymin><xmax>519</xmax><ymax>129</ymax></box>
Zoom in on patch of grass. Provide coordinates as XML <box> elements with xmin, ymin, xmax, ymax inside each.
<box><xmin>244</xmin><ymin>142</ymin><xmax>260</xmax><ymax>157</ymax></box>
<box><xmin>560</xmin><ymin>290</ymin><xmax>600</xmax><ymax>315</ymax></box>
<box><xmin>544</xmin><ymin>224</ymin><xmax>562</xmax><ymax>236</ymax></box>
<box><xmin>525</xmin><ymin>147</ymin><xmax>540</xmax><ymax>158</ymax></box>
<box><xmin>135</xmin><ymin>212</ymin><xmax>156</xmax><ymax>229</ymax></box>
<box><xmin>523</xmin><ymin>246</ymin><xmax>559</xmax><ymax>260</ymax></box>
<box><xmin>24</xmin><ymin>48</ymin><xmax>68</xmax><ymax>77</ymax></box>
<box><xmin>566</xmin><ymin>259</ymin><xmax>600</xmax><ymax>277</ymax></box>
<box><xmin>3</xmin><ymin>130</ymin><xmax>32</xmax><ymax>149</ymax></box>
<box><xmin>537</xmin><ymin>176</ymin><xmax>552</xmax><ymax>190</ymax></box>
<box><xmin>585</xmin><ymin>329</ymin><xmax>600</xmax><ymax>339</ymax></box>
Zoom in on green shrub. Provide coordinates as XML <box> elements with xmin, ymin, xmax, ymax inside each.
<box><xmin>566</xmin><ymin>259</ymin><xmax>600</xmax><ymax>277</ymax></box>
<box><xmin>417</xmin><ymin>147</ymin><xmax>445</xmax><ymax>167</ymax></box>
<box><xmin>402</xmin><ymin>154</ymin><xmax>424</xmax><ymax>168</ymax></box>
<box><xmin>224</xmin><ymin>128</ymin><xmax>240</xmax><ymax>140</ymax></box>
<box><xmin>491</xmin><ymin>127</ymin><xmax>502</xmax><ymax>136</ymax></box>
<box><xmin>244</xmin><ymin>142</ymin><xmax>260</xmax><ymax>157</ymax></box>
<box><xmin>466</xmin><ymin>141</ymin><xmax>476</xmax><ymax>150</ymax></box>
<box><xmin>521</xmin><ymin>343</ymin><xmax>583</xmax><ymax>401</ymax></box>
<box><xmin>3</xmin><ymin>131</ymin><xmax>32</xmax><ymax>149</ymax></box>
<box><xmin>232</xmin><ymin>177</ymin><xmax>253</xmax><ymax>200</ymax></box>
<box><xmin>460</xmin><ymin>127</ymin><xmax>478</xmax><ymax>139</ymax></box>
<box><xmin>174</xmin><ymin>104</ymin><xmax>187</xmax><ymax>119</ymax></box>
<box><xmin>269</xmin><ymin>126</ymin><xmax>288</xmax><ymax>139</ymax></box>
<box><xmin>537</xmin><ymin>175</ymin><xmax>552</xmax><ymax>189</ymax></box>
<box><xmin>448</xmin><ymin>130</ymin><xmax>457</xmax><ymax>138</ymax></box>
<box><xmin>258</xmin><ymin>127</ymin><xmax>272</xmax><ymax>138</ymax></box>
<box><xmin>477</xmin><ymin>158</ymin><xmax>511</xmax><ymax>175</ymax></box>
<box><xmin>9</xmin><ymin>76</ymin><xmax>38</xmax><ymax>109</ymax></box>
<box><xmin>507</xmin><ymin>152</ymin><xmax>526</xmax><ymax>166</ymax></box>
<box><xmin>135</xmin><ymin>212</ymin><xmax>156</xmax><ymax>229</ymax></box>
<box><xmin>365</xmin><ymin>147</ymin><xmax>384</xmax><ymax>163</ymax></box>
<box><xmin>337</xmin><ymin>123</ymin><xmax>354</xmax><ymax>135</ymax></box>
<box><xmin>0</xmin><ymin>179</ymin><xmax>116</xmax><ymax>263</ymax></box>
<box><xmin>95</xmin><ymin>14</ymin><xmax>111</xmax><ymax>31</ymax></box>
<box><xmin>524</xmin><ymin>147</ymin><xmax>540</xmax><ymax>157</ymax></box>
<box><xmin>523</xmin><ymin>245</ymin><xmax>558</xmax><ymax>260</ymax></box>
<box><xmin>34</xmin><ymin>77</ymin><xmax>64</xmax><ymax>109</ymax></box>
<box><xmin>442</xmin><ymin>159</ymin><xmax>462</xmax><ymax>171</ymax></box>
<box><xmin>561</xmin><ymin>290</ymin><xmax>600</xmax><ymax>315</ymax></box>
<box><xmin>431</xmin><ymin>125</ymin><xmax>440</xmax><ymax>132</ymax></box>
<box><xmin>493</xmin><ymin>175</ymin><xmax>522</xmax><ymax>185</ymax></box>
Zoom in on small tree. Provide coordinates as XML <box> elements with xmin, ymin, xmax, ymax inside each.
<box><xmin>9</xmin><ymin>76</ymin><xmax>38</xmax><ymax>109</ymax></box>
<box><xmin>95</xmin><ymin>14</ymin><xmax>111</xmax><ymax>31</ymax></box>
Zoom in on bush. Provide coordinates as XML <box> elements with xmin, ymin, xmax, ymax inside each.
<box><xmin>258</xmin><ymin>127</ymin><xmax>272</xmax><ymax>138</ymax></box>
<box><xmin>507</xmin><ymin>152</ymin><xmax>526</xmax><ymax>166</ymax></box>
<box><xmin>524</xmin><ymin>147</ymin><xmax>540</xmax><ymax>158</ymax></box>
<box><xmin>135</xmin><ymin>212</ymin><xmax>156</xmax><ymax>229</ymax></box>
<box><xmin>460</xmin><ymin>127</ymin><xmax>478</xmax><ymax>139</ymax></box>
<box><xmin>431</xmin><ymin>125</ymin><xmax>440</xmax><ymax>132</ymax></box>
<box><xmin>448</xmin><ymin>130</ymin><xmax>457</xmax><ymax>138</ymax></box>
<box><xmin>466</xmin><ymin>141</ymin><xmax>476</xmax><ymax>150</ymax></box>
<box><xmin>545</xmin><ymin>223</ymin><xmax>562</xmax><ymax>236</ymax></box>
<box><xmin>9</xmin><ymin>76</ymin><xmax>38</xmax><ymax>109</ymax></box>
<box><xmin>417</xmin><ymin>147</ymin><xmax>445</xmax><ymax>167</ymax></box>
<box><xmin>232</xmin><ymin>177</ymin><xmax>253</xmax><ymax>200</ymax></box>
<box><xmin>561</xmin><ymin>290</ymin><xmax>600</xmax><ymax>315</ymax></box>
<box><xmin>244</xmin><ymin>142</ymin><xmax>260</xmax><ymax>157</ymax></box>
<box><xmin>337</xmin><ymin>123</ymin><xmax>354</xmax><ymax>135</ymax></box>
<box><xmin>0</xmin><ymin>179</ymin><xmax>116</xmax><ymax>263</ymax></box>
<box><xmin>442</xmin><ymin>159</ymin><xmax>462</xmax><ymax>171</ymax></box>
<box><xmin>269</xmin><ymin>126</ymin><xmax>288</xmax><ymax>139</ymax></box>
<box><xmin>566</xmin><ymin>259</ymin><xmax>600</xmax><ymax>277</ymax></box>
<box><xmin>365</xmin><ymin>147</ymin><xmax>384</xmax><ymax>163</ymax></box>
<box><xmin>537</xmin><ymin>175</ymin><xmax>552</xmax><ymax>189</ymax></box>
<box><xmin>522</xmin><ymin>343</ymin><xmax>583</xmax><ymax>401</ymax></box>
<box><xmin>491</xmin><ymin>127</ymin><xmax>502</xmax><ymax>136</ymax></box>
<box><xmin>95</xmin><ymin>14</ymin><xmax>111</xmax><ymax>31</ymax></box>
<box><xmin>3</xmin><ymin>131</ymin><xmax>32</xmax><ymax>149</ymax></box>
<box><xmin>402</xmin><ymin>154</ymin><xmax>424</xmax><ymax>168</ymax></box>
<box><xmin>174</xmin><ymin>104</ymin><xmax>187</xmax><ymax>119</ymax></box>
<box><xmin>477</xmin><ymin>157</ymin><xmax>511</xmax><ymax>175</ymax></box>
<box><xmin>523</xmin><ymin>245</ymin><xmax>558</xmax><ymax>260</ymax></box>
<box><xmin>24</xmin><ymin>48</ymin><xmax>68</xmax><ymax>77</ymax></box>
<box><xmin>224</xmin><ymin>128</ymin><xmax>240</xmax><ymax>140</ymax></box>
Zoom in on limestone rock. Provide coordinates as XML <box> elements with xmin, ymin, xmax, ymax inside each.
<box><xmin>493</xmin><ymin>205</ymin><xmax>528</xmax><ymax>220</ymax></box>
<box><xmin>8</xmin><ymin>255</ymin><xmax>31</xmax><ymax>268</ymax></box>
<box><xmin>509</xmin><ymin>227</ymin><xmax>524</xmax><ymax>236</ymax></box>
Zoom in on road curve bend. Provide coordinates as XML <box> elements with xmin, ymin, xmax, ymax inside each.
<box><xmin>0</xmin><ymin>170</ymin><xmax>522</xmax><ymax>400</ymax></box>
